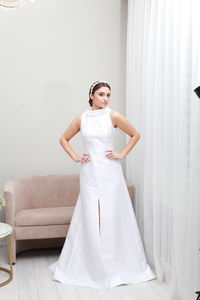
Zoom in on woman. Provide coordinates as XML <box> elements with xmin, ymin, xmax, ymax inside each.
<box><xmin>49</xmin><ymin>81</ymin><xmax>155</xmax><ymax>289</ymax></box>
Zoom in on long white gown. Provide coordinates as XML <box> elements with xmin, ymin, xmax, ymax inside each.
<box><xmin>49</xmin><ymin>106</ymin><xmax>155</xmax><ymax>289</ymax></box>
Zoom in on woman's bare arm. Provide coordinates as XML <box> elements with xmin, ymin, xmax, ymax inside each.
<box><xmin>59</xmin><ymin>114</ymin><xmax>90</xmax><ymax>162</ymax></box>
<box><xmin>105</xmin><ymin>110</ymin><xmax>140</xmax><ymax>160</ymax></box>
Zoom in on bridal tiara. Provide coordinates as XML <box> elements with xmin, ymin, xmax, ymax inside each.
<box><xmin>89</xmin><ymin>81</ymin><xmax>109</xmax><ymax>94</ymax></box>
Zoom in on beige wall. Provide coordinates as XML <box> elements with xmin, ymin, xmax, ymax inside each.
<box><xmin>0</xmin><ymin>0</ymin><xmax>127</xmax><ymax>221</ymax></box>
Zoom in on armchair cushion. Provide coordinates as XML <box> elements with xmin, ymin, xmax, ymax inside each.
<box><xmin>15</xmin><ymin>206</ymin><xmax>75</xmax><ymax>226</ymax></box>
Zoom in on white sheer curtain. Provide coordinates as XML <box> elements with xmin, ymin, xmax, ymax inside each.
<box><xmin>126</xmin><ymin>1</ymin><xmax>200</xmax><ymax>299</ymax></box>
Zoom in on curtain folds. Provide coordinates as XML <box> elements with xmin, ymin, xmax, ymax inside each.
<box><xmin>126</xmin><ymin>1</ymin><xmax>200</xmax><ymax>299</ymax></box>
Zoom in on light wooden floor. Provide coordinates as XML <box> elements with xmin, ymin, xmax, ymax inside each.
<box><xmin>0</xmin><ymin>246</ymin><xmax>171</xmax><ymax>300</ymax></box>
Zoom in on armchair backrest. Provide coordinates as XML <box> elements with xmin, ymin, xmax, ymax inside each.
<box><xmin>4</xmin><ymin>174</ymin><xmax>80</xmax><ymax>213</ymax></box>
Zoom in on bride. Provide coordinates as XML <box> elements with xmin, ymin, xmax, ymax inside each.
<box><xmin>49</xmin><ymin>80</ymin><xmax>155</xmax><ymax>289</ymax></box>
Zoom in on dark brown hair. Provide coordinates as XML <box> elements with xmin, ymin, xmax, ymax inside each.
<box><xmin>88</xmin><ymin>81</ymin><xmax>111</xmax><ymax>107</ymax></box>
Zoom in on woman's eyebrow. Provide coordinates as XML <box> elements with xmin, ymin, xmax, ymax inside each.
<box><xmin>99</xmin><ymin>92</ymin><xmax>111</xmax><ymax>95</ymax></box>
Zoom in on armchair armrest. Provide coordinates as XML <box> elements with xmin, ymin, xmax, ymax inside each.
<box><xmin>4</xmin><ymin>180</ymin><xmax>16</xmax><ymax>228</ymax></box>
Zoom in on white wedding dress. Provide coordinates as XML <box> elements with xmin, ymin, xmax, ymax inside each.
<box><xmin>49</xmin><ymin>106</ymin><xmax>155</xmax><ymax>289</ymax></box>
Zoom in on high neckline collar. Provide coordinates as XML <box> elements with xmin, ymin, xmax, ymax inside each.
<box><xmin>85</xmin><ymin>106</ymin><xmax>110</xmax><ymax>116</ymax></box>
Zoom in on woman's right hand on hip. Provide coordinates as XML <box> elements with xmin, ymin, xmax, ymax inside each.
<box><xmin>75</xmin><ymin>153</ymin><xmax>91</xmax><ymax>163</ymax></box>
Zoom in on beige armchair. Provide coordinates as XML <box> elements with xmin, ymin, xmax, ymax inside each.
<box><xmin>4</xmin><ymin>174</ymin><xmax>135</xmax><ymax>264</ymax></box>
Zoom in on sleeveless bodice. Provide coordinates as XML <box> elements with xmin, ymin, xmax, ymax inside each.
<box><xmin>80</xmin><ymin>106</ymin><xmax>116</xmax><ymax>157</ymax></box>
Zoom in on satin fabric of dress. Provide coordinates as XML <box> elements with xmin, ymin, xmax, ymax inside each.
<box><xmin>49</xmin><ymin>106</ymin><xmax>155</xmax><ymax>289</ymax></box>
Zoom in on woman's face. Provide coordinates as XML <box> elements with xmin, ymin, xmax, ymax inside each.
<box><xmin>90</xmin><ymin>86</ymin><xmax>111</xmax><ymax>109</ymax></box>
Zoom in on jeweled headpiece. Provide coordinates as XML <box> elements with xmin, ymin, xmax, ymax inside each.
<box><xmin>89</xmin><ymin>80</ymin><xmax>109</xmax><ymax>94</ymax></box>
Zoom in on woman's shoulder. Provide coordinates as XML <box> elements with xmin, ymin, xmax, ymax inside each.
<box><xmin>76</xmin><ymin>109</ymin><xmax>88</xmax><ymax>120</ymax></box>
<box><xmin>71</xmin><ymin>110</ymin><xmax>87</xmax><ymax>131</ymax></box>
<box><xmin>77</xmin><ymin>112</ymin><xmax>84</xmax><ymax>119</ymax></box>
<box><xmin>110</xmin><ymin>108</ymin><xmax>124</xmax><ymax>119</ymax></box>
<box><xmin>109</xmin><ymin>108</ymin><xmax>126</xmax><ymax>128</ymax></box>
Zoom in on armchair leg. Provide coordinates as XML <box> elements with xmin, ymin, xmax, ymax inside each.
<box><xmin>10</xmin><ymin>233</ymin><xmax>16</xmax><ymax>264</ymax></box>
